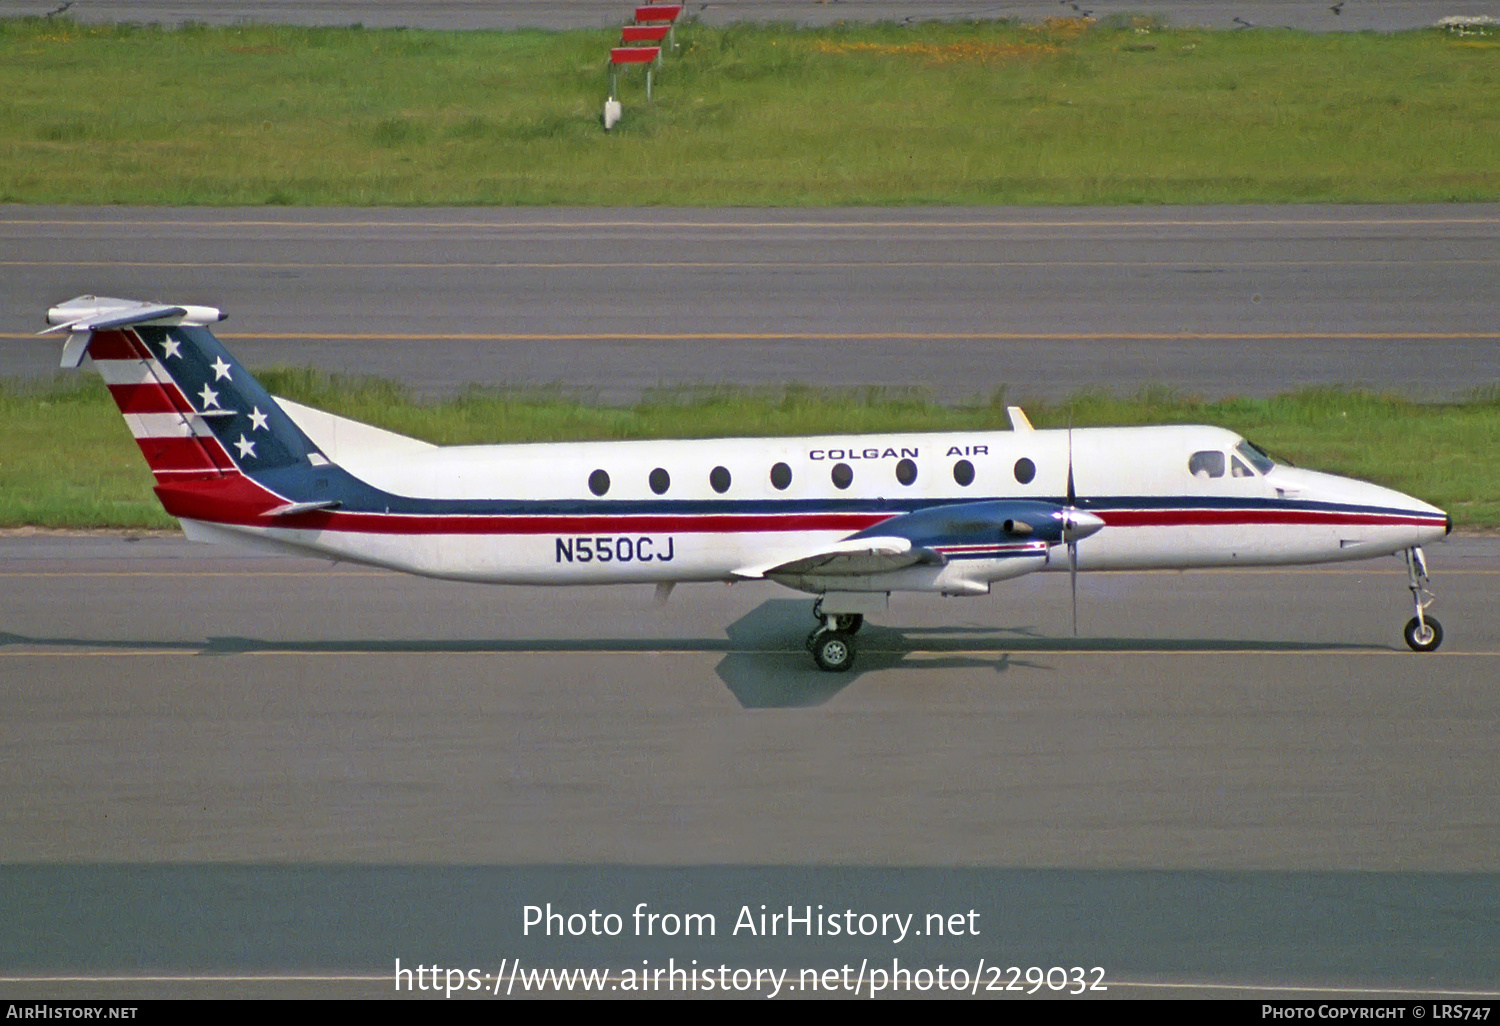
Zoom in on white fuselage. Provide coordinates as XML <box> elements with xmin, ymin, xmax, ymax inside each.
<box><xmin>182</xmin><ymin>423</ymin><xmax>1449</xmax><ymax>595</ymax></box>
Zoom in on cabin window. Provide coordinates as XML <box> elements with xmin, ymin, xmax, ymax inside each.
<box><xmin>649</xmin><ymin>468</ymin><xmax>670</xmax><ymax>495</ymax></box>
<box><xmin>588</xmin><ymin>469</ymin><xmax>611</xmax><ymax>496</ymax></box>
<box><xmin>1231</xmin><ymin>455</ymin><xmax>1255</xmax><ymax>478</ymax></box>
<box><xmin>1188</xmin><ymin>451</ymin><xmax>1225</xmax><ymax>479</ymax></box>
<box><xmin>831</xmin><ymin>463</ymin><xmax>853</xmax><ymax>490</ymax></box>
<box><xmin>1014</xmin><ymin>457</ymin><xmax>1035</xmax><ymax>484</ymax></box>
<box><xmin>895</xmin><ymin>458</ymin><xmax>917</xmax><ymax>486</ymax></box>
<box><xmin>770</xmin><ymin>462</ymin><xmax>792</xmax><ymax>490</ymax></box>
<box><xmin>710</xmin><ymin>466</ymin><xmax>732</xmax><ymax>493</ymax></box>
<box><xmin>952</xmin><ymin>459</ymin><xmax>975</xmax><ymax>487</ymax></box>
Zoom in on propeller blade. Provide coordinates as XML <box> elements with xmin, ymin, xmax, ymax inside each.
<box><xmin>1066</xmin><ymin>414</ymin><xmax>1079</xmax><ymax>634</ymax></box>
<box><xmin>1066</xmin><ymin>415</ymin><xmax>1076</xmax><ymax>506</ymax></box>
<box><xmin>1069</xmin><ymin>540</ymin><xmax>1078</xmax><ymax>635</ymax></box>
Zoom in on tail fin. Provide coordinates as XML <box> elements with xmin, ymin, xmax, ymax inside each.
<box><xmin>46</xmin><ymin>295</ymin><xmax>325</xmax><ymax>482</ymax></box>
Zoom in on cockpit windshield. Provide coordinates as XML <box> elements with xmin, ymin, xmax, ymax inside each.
<box><xmin>1235</xmin><ymin>439</ymin><xmax>1276</xmax><ymax>475</ymax></box>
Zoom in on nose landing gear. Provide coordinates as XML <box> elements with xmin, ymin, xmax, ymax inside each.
<box><xmin>1402</xmin><ymin>546</ymin><xmax>1443</xmax><ymax>652</ymax></box>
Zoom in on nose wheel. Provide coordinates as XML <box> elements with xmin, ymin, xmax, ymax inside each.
<box><xmin>1402</xmin><ymin>547</ymin><xmax>1443</xmax><ymax>652</ymax></box>
<box><xmin>1403</xmin><ymin>616</ymin><xmax>1442</xmax><ymax>653</ymax></box>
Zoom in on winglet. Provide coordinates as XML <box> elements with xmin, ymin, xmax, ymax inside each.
<box><xmin>1007</xmin><ymin>406</ymin><xmax>1034</xmax><ymax>432</ymax></box>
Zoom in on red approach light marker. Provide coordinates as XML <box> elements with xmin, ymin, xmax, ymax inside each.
<box><xmin>622</xmin><ymin>24</ymin><xmax>671</xmax><ymax>43</ymax></box>
<box><xmin>610</xmin><ymin>46</ymin><xmax>661</xmax><ymax>64</ymax></box>
<box><xmin>634</xmin><ymin>5</ymin><xmax>683</xmax><ymax>22</ymax></box>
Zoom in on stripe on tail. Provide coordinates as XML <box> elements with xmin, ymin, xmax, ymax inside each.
<box><xmin>88</xmin><ymin>328</ymin><xmax>238</xmax><ymax>478</ymax></box>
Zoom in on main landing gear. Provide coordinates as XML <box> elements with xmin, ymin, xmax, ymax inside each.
<box><xmin>1402</xmin><ymin>546</ymin><xmax>1443</xmax><ymax>653</ymax></box>
<box><xmin>806</xmin><ymin>598</ymin><xmax>864</xmax><ymax>672</ymax></box>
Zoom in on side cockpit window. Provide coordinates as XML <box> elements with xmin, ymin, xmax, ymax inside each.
<box><xmin>1189</xmin><ymin>450</ymin><xmax>1225</xmax><ymax>479</ymax></box>
<box><xmin>1236</xmin><ymin>439</ymin><xmax>1276</xmax><ymax>475</ymax></box>
<box><xmin>1231</xmin><ymin>456</ymin><xmax>1255</xmax><ymax>478</ymax></box>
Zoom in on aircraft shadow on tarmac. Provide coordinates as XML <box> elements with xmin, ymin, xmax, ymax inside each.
<box><xmin>2</xmin><ymin>599</ymin><xmax>1388</xmax><ymax>710</ymax></box>
<box><xmin>713</xmin><ymin>600</ymin><xmax>1393</xmax><ymax>708</ymax></box>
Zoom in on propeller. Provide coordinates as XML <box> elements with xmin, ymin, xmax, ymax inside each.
<box><xmin>1066</xmin><ymin>421</ymin><xmax>1079</xmax><ymax>634</ymax></box>
<box><xmin>1059</xmin><ymin>418</ymin><xmax>1105</xmax><ymax>635</ymax></box>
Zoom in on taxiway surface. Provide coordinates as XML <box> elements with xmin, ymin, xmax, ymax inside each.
<box><xmin>2</xmin><ymin>533</ymin><xmax>1496</xmax><ymax>997</ymax></box>
<box><xmin>5</xmin><ymin>205</ymin><xmax>1498</xmax><ymax>401</ymax></box>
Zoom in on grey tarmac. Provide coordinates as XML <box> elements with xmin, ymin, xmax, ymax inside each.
<box><xmin>0</xmin><ymin>533</ymin><xmax>1496</xmax><ymax>997</ymax></box>
<box><xmin>4</xmin><ymin>204</ymin><xmax>1498</xmax><ymax>401</ymax></box>
<box><xmin>0</xmin><ymin>0</ymin><xmax>1495</xmax><ymax>32</ymax></box>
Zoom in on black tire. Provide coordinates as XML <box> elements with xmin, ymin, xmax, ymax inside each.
<box><xmin>835</xmin><ymin>613</ymin><xmax>864</xmax><ymax>634</ymax></box>
<box><xmin>812</xmin><ymin>600</ymin><xmax>862</xmax><ymax>636</ymax></box>
<box><xmin>812</xmin><ymin>631</ymin><xmax>856</xmax><ymax>672</ymax></box>
<box><xmin>1403</xmin><ymin>616</ymin><xmax>1443</xmax><ymax>652</ymax></box>
<box><xmin>805</xmin><ymin>629</ymin><xmax>821</xmax><ymax>653</ymax></box>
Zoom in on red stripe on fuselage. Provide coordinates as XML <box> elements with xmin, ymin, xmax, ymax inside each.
<box><xmin>153</xmin><ymin>475</ymin><xmax>894</xmax><ymax>533</ymax></box>
<box><xmin>279</xmin><ymin>507</ymin><xmax>1439</xmax><ymax>536</ymax></box>
<box><xmin>269</xmin><ymin>510</ymin><xmax>891</xmax><ymax>535</ymax></box>
<box><xmin>151</xmin><ymin>474</ymin><xmax>1442</xmax><ymax>536</ymax></box>
<box><xmin>1097</xmin><ymin>508</ymin><xmax>1443</xmax><ymax>529</ymax></box>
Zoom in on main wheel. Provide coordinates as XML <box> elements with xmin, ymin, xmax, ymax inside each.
<box><xmin>812</xmin><ymin>631</ymin><xmax>856</xmax><ymax>672</ymax></box>
<box><xmin>1403</xmin><ymin>616</ymin><xmax>1443</xmax><ymax>652</ymax></box>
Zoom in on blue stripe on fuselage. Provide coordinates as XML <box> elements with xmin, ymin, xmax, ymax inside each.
<box><xmin>243</xmin><ymin>460</ymin><xmax>1441</xmax><ymax>524</ymax></box>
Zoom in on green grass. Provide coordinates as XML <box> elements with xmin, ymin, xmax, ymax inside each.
<box><xmin>3</xmin><ymin>373</ymin><xmax>1497</xmax><ymax>530</ymax></box>
<box><xmin>1</xmin><ymin>17</ymin><xmax>1498</xmax><ymax>204</ymax></box>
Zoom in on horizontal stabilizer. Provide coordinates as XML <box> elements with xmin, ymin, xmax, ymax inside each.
<box><xmin>43</xmin><ymin>295</ymin><xmax>225</xmax><ymax>334</ymax></box>
<box><xmin>266</xmin><ymin>499</ymin><xmax>343</xmax><ymax>517</ymax></box>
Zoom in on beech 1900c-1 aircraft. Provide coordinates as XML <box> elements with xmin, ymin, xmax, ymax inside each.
<box><xmin>44</xmin><ymin>296</ymin><xmax>1453</xmax><ymax>672</ymax></box>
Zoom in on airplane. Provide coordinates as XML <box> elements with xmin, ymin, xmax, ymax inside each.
<box><xmin>42</xmin><ymin>295</ymin><xmax>1452</xmax><ymax>672</ymax></box>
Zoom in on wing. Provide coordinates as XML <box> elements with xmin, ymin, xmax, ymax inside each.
<box><xmin>734</xmin><ymin>535</ymin><xmax>946</xmax><ymax>580</ymax></box>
